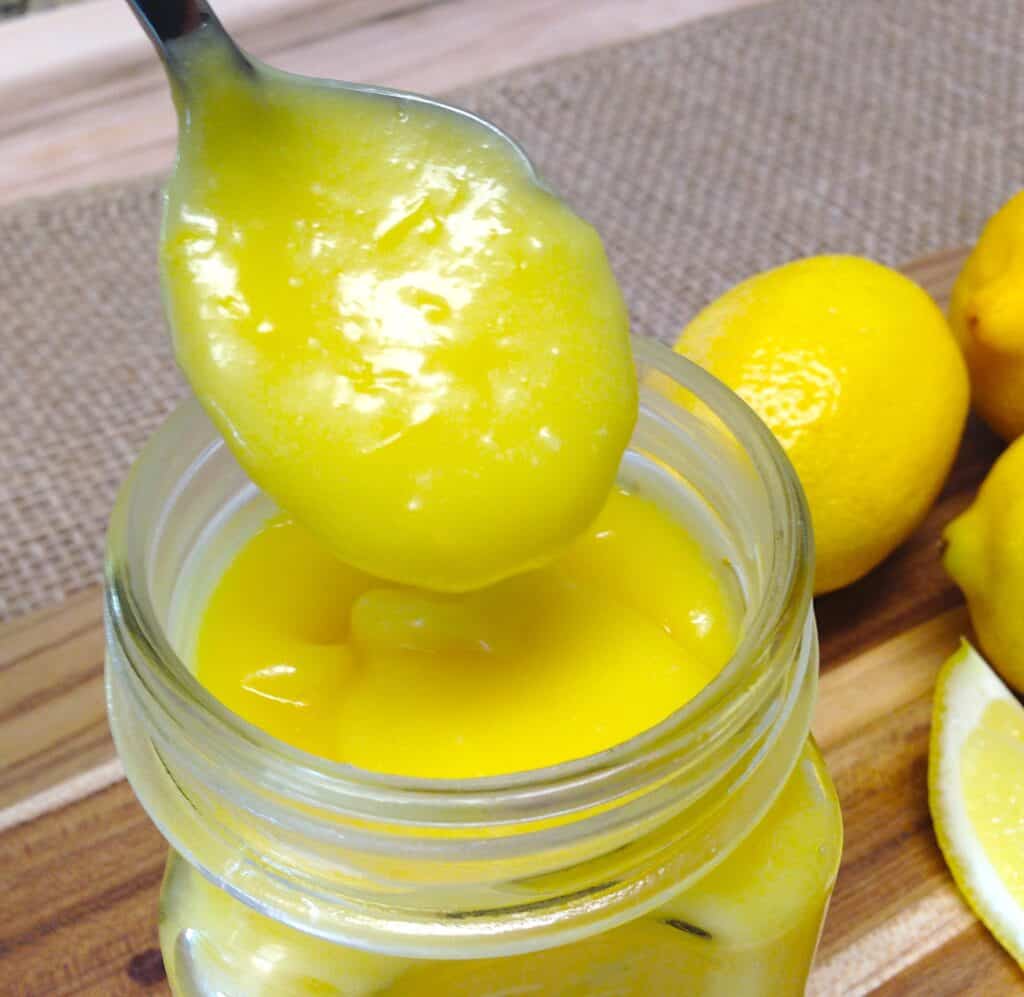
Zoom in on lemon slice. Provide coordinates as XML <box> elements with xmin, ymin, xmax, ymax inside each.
<box><xmin>929</xmin><ymin>640</ymin><xmax>1024</xmax><ymax>966</ymax></box>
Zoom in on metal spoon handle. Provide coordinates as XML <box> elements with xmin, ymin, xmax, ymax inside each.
<box><xmin>125</xmin><ymin>0</ymin><xmax>250</xmax><ymax>84</ymax></box>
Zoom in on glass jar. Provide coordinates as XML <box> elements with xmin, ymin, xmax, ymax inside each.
<box><xmin>105</xmin><ymin>337</ymin><xmax>842</xmax><ymax>996</ymax></box>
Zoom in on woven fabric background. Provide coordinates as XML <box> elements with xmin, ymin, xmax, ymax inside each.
<box><xmin>2</xmin><ymin>0</ymin><xmax>1022</xmax><ymax>620</ymax></box>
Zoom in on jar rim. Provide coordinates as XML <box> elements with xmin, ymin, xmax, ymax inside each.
<box><xmin>106</xmin><ymin>335</ymin><xmax>813</xmax><ymax>822</ymax></box>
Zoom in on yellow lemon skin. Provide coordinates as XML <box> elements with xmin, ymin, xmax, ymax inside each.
<box><xmin>944</xmin><ymin>434</ymin><xmax>1024</xmax><ymax>692</ymax></box>
<box><xmin>950</xmin><ymin>191</ymin><xmax>1024</xmax><ymax>442</ymax></box>
<box><xmin>676</xmin><ymin>256</ymin><xmax>969</xmax><ymax>594</ymax></box>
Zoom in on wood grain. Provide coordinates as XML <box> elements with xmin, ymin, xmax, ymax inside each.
<box><xmin>1</xmin><ymin>246</ymin><xmax>1020</xmax><ymax>994</ymax></box>
<box><xmin>0</xmin><ymin>779</ymin><xmax>168</xmax><ymax>996</ymax></box>
<box><xmin>0</xmin><ymin>586</ymin><xmax>109</xmax><ymax>814</ymax></box>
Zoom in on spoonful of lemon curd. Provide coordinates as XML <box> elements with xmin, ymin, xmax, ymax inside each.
<box><xmin>130</xmin><ymin>0</ymin><xmax>637</xmax><ymax>591</ymax></box>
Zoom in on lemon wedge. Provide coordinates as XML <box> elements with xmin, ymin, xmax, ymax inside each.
<box><xmin>929</xmin><ymin>640</ymin><xmax>1024</xmax><ymax>967</ymax></box>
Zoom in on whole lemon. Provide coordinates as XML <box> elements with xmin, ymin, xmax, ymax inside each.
<box><xmin>950</xmin><ymin>190</ymin><xmax>1024</xmax><ymax>441</ymax></box>
<box><xmin>675</xmin><ymin>256</ymin><xmax>969</xmax><ymax>594</ymax></box>
<box><xmin>944</xmin><ymin>434</ymin><xmax>1024</xmax><ymax>692</ymax></box>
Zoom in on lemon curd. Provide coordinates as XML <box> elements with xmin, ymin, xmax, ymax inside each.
<box><xmin>162</xmin><ymin>41</ymin><xmax>636</xmax><ymax>593</ymax></box>
<box><xmin>159</xmin><ymin>471</ymin><xmax>840</xmax><ymax>996</ymax></box>
<box><xmin>194</xmin><ymin>487</ymin><xmax>735</xmax><ymax>777</ymax></box>
<box><xmin>163</xmin><ymin>479</ymin><xmax>843</xmax><ymax>994</ymax></box>
<box><xmin>158</xmin><ymin>742</ymin><xmax>839</xmax><ymax>995</ymax></box>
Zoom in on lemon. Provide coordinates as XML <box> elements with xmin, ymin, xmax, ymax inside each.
<box><xmin>675</xmin><ymin>256</ymin><xmax>969</xmax><ymax>594</ymax></box>
<box><xmin>944</xmin><ymin>434</ymin><xmax>1024</xmax><ymax>692</ymax></box>
<box><xmin>928</xmin><ymin>641</ymin><xmax>1024</xmax><ymax>968</ymax></box>
<box><xmin>950</xmin><ymin>191</ymin><xmax>1024</xmax><ymax>441</ymax></box>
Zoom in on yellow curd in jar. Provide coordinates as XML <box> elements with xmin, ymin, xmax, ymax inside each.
<box><xmin>161</xmin><ymin>742</ymin><xmax>838</xmax><ymax>996</ymax></box>
<box><xmin>195</xmin><ymin>486</ymin><xmax>736</xmax><ymax>776</ymax></box>
<box><xmin>172</xmin><ymin>481</ymin><xmax>840</xmax><ymax>996</ymax></box>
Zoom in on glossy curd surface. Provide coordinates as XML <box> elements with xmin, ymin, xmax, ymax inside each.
<box><xmin>195</xmin><ymin>486</ymin><xmax>738</xmax><ymax>777</ymax></box>
<box><xmin>162</xmin><ymin>42</ymin><xmax>637</xmax><ymax>593</ymax></box>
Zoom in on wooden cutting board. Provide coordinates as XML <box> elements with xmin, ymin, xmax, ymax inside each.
<box><xmin>0</xmin><ymin>246</ymin><xmax>1019</xmax><ymax>996</ymax></box>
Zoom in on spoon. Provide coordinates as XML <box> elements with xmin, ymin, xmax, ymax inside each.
<box><xmin>124</xmin><ymin>0</ymin><xmax>538</xmax><ymax>179</ymax></box>
<box><xmin>123</xmin><ymin>0</ymin><xmax>638</xmax><ymax>594</ymax></box>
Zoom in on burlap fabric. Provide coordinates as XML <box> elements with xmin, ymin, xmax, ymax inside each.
<box><xmin>2</xmin><ymin>0</ymin><xmax>1022</xmax><ymax>620</ymax></box>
